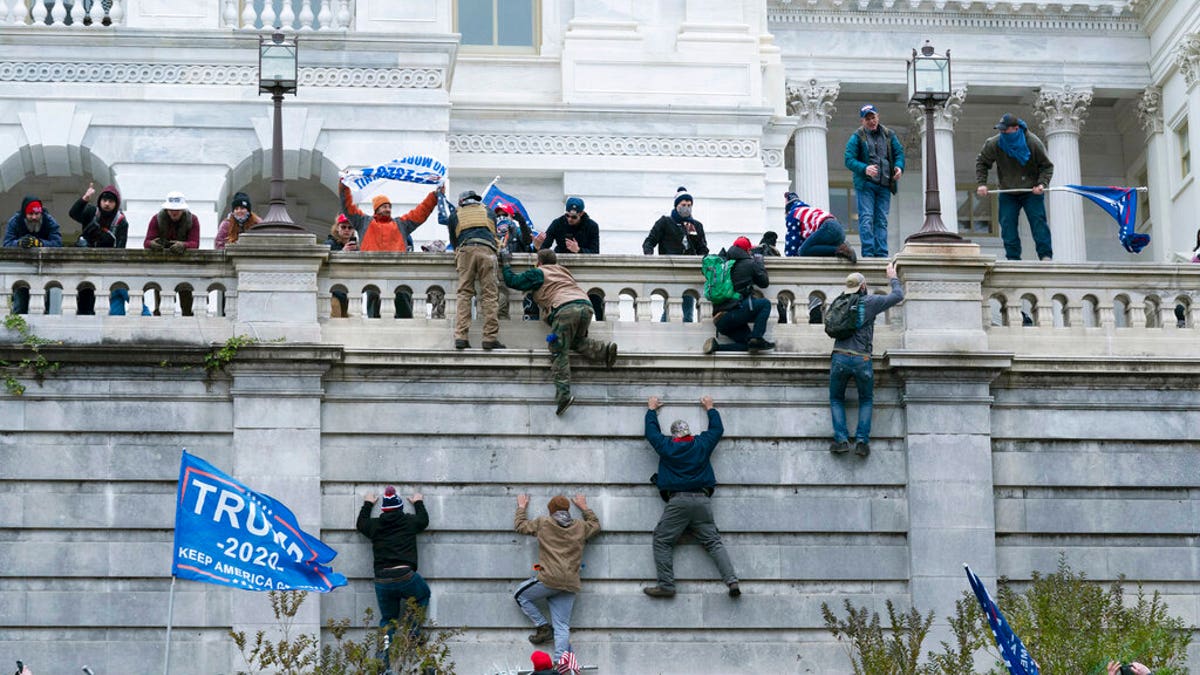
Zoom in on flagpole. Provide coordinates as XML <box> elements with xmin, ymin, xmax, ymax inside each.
<box><xmin>163</xmin><ymin>574</ymin><xmax>177</xmax><ymax>675</ymax></box>
<box><xmin>484</xmin><ymin>175</ymin><xmax>501</xmax><ymax>195</ymax></box>
<box><xmin>987</xmin><ymin>186</ymin><xmax>1148</xmax><ymax>195</ymax></box>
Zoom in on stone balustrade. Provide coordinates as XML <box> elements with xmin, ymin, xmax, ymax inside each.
<box><xmin>0</xmin><ymin>0</ymin><xmax>355</xmax><ymax>30</ymax></box>
<box><xmin>1</xmin><ymin>0</ymin><xmax>125</xmax><ymax>27</ymax></box>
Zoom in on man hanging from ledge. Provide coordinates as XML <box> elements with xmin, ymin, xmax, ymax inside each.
<box><xmin>499</xmin><ymin>247</ymin><xmax>618</xmax><ymax>415</ymax></box>
<box><xmin>643</xmin><ymin>394</ymin><xmax>740</xmax><ymax>599</ymax></box>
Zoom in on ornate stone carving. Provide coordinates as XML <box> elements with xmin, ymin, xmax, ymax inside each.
<box><xmin>785</xmin><ymin>79</ymin><xmax>839</xmax><ymax>129</ymax></box>
<box><xmin>1176</xmin><ymin>33</ymin><xmax>1200</xmax><ymax>89</ymax></box>
<box><xmin>448</xmin><ymin>134</ymin><xmax>760</xmax><ymax>159</ymax></box>
<box><xmin>769</xmin><ymin>4</ymin><xmax>1139</xmax><ymax>31</ymax></box>
<box><xmin>761</xmin><ymin>148</ymin><xmax>784</xmax><ymax>167</ymax></box>
<box><xmin>1033</xmin><ymin>85</ymin><xmax>1093</xmax><ymax>135</ymax></box>
<box><xmin>1136</xmin><ymin>86</ymin><xmax>1163</xmax><ymax>135</ymax></box>
<box><xmin>907</xmin><ymin>85</ymin><xmax>967</xmax><ymax>134</ymax></box>
<box><xmin>0</xmin><ymin>62</ymin><xmax>444</xmax><ymax>88</ymax></box>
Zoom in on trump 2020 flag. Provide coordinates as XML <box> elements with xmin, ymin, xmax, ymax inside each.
<box><xmin>1059</xmin><ymin>185</ymin><xmax>1150</xmax><ymax>254</ymax></box>
<box><xmin>172</xmin><ymin>451</ymin><xmax>347</xmax><ymax>592</ymax></box>
<box><xmin>482</xmin><ymin>183</ymin><xmax>537</xmax><ymax>235</ymax></box>
<box><xmin>965</xmin><ymin>564</ymin><xmax>1039</xmax><ymax>675</ymax></box>
<box><xmin>340</xmin><ymin>155</ymin><xmax>447</xmax><ymax>193</ymax></box>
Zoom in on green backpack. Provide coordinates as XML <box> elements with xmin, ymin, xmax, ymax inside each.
<box><xmin>824</xmin><ymin>292</ymin><xmax>867</xmax><ymax>339</ymax></box>
<box><xmin>702</xmin><ymin>254</ymin><xmax>739</xmax><ymax>304</ymax></box>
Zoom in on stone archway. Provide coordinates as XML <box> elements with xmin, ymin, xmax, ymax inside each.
<box><xmin>0</xmin><ymin>144</ymin><xmax>118</xmax><ymax>244</ymax></box>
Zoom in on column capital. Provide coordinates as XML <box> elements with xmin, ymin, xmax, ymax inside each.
<box><xmin>1176</xmin><ymin>33</ymin><xmax>1200</xmax><ymax>89</ymax></box>
<box><xmin>1137</xmin><ymin>86</ymin><xmax>1164</xmax><ymax>135</ymax></box>
<box><xmin>785</xmin><ymin>78</ymin><xmax>839</xmax><ymax>129</ymax></box>
<box><xmin>907</xmin><ymin>85</ymin><xmax>968</xmax><ymax>134</ymax></box>
<box><xmin>1033</xmin><ymin>85</ymin><xmax>1093</xmax><ymax>136</ymax></box>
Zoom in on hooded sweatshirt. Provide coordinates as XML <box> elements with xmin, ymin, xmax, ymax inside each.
<box><xmin>69</xmin><ymin>184</ymin><xmax>128</xmax><ymax>248</ymax></box>
<box><xmin>3</xmin><ymin>196</ymin><xmax>63</xmax><ymax>248</ymax></box>
<box><xmin>356</xmin><ymin>499</ymin><xmax>429</xmax><ymax>574</ymax></box>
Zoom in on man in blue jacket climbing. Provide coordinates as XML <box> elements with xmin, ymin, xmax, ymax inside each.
<box><xmin>642</xmin><ymin>394</ymin><xmax>740</xmax><ymax>599</ymax></box>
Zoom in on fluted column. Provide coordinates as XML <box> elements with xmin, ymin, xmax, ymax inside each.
<box><xmin>1178</xmin><ymin>35</ymin><xmax>1200</xmax><ymax>241</ymax></box>
<box><xmin>1137</xmin><ymin>86</ymin><xmax>1172</xmax><ymax>260</ymax></box>
<box><xmin>1034</xmin><ymin>85</ymin><xmax>1093</xmax><ymax>262</ymax></box>
<box><xmin>908</xmin><ymin>86</ymin><xmax>967</xmax><ymax>234</ymax></box>
<box><xmin>786</xmin><ymin>79</ymin><xmax>839</xmax><ymax>211</ymax></box>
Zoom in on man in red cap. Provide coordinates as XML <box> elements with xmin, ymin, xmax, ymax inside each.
<box><xmin>704</xmin><ymin>236</ymin><xmax>773</xmax><ymax>354</ymax></box>
<box><xmin>356</xmin><ymin>485</ymin><xmax>429</xmax><ymax>669</ymax></box>
<box><xmin>5</xmin><ymin>196</ymin><xmax>63</xmax><ymax>314</ymax></box>
<box><xmin>530</xmin><ymin>650</ymin><xmax>557</xmax><ymax>675</ymax></box>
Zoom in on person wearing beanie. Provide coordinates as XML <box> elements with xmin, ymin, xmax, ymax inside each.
<box><xmin>215</xmin><ymin>191</ymin><xmax>261</xmax><ymax>249</ymax></box>
<box><xmin>437</xmin><ymin>186</ymin><xmax>505</xmax><ymax>351</ymax></box>
<box><xmin>976</xmin><ymin>113</ymin><xmax>1055</xmax><ymax>261</ymax></box>
<box><xmin>643</xmin><ymin>394</ymin><xmax>740</xmax><ymax>599</ymax></box>
<box><xmin>783</xmin><ymin>192</ymin><xmax>857</xmax><ymax>262</ymax></box>
<box><xmin>356</xmin><ymin>485</ymin><xmax>430</xmax><ymax>669</ymax></box>
<box><xmin>70</xmin><ymin>181</ymin><xmax>128</xmax><ymax>249</ymax></box>
<box><xmin>703</xmin><ymin>236</ymin><xmax>774</xmax><ymax>354</ymax></box>
<box><xmin>530</xmin><ymin>650</ymin><xmax>557</xmax><ymax>675</ymax></box>
<box><xmin>513</xmin><ymin>492</ymin><xmax>600</xmax><ymax>663</ymax></box>
<box><xmin>4</xmin><ymin>195</ymin><xmax>63</xmax><ymax>314</ymax></box>
<box><xmin>827</xmin><ymin>261</ymin><xmax>903</xmax><ymax>458</ymax></box>
<box><xmin>844</xmin><ymin>103</ymin><xmax>905</xmax><ymax>258</ymax></box>
<box><xmin>643</xmin><ymin>186</ymin><xmax>709</xmax><ymax>322</ymax></box>
<box><xmin>500</xmin><ymin>247</ymin><xmax>618</xmax><ymax>415</ymax></box>
<box><xmin>751</xmin><ymin>231</ymin><xmax>781</xmax><ymax>258</ymax></box>
<box><xmin>535</xmin><ymin>196</ymin><xmax>604</xmax><ymax>318</ymax></box>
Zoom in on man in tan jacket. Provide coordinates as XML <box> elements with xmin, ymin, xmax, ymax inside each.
<box><xmin>513</xmin><ymin>493</ymin><xmax>601</xmax><ymax>663</ymax></box>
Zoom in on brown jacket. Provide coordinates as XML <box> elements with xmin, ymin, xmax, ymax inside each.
<box><xmin>532</xmin><ymin>264</ymin><xmax>590</xmax><ymax>318</ymax></box>
<box><xmin>514</xmin><ymin>506</ymin><xmax>600</xmax><ymax>593</ymax></box>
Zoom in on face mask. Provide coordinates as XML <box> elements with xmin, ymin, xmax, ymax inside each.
<box><xmin>676</xmin><ymin>205</ymin><xmax>692</xmax><ymax>219</ymax></box>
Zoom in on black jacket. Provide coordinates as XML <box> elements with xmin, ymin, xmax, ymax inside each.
<box><xmin>714</xmin><ymin>246</ymin><xmax>769</xmax><ymax>313</ymax></box>
<box><xmin>69</xmin><ymin>185</ymin><xmax>128</xmax><ymax>248</ymax></box>
<box><xmin>540</xmin><ymin>213</ymin><xmax>600</xmax><ymax>254</ymax></box>
<box><xmin>643</xmin><ymin>212</ymin><xmax>708</xmax><ymax>255</ymax></box>
<box><xmin>356</xmin><ymin>500</ymin><xmax>429</xmax><ymax>574</ymax></box>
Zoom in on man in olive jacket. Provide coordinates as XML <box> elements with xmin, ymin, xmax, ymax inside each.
<box><xmin>514</xmin><ymin>493</ymin><xmax>601</xmax><ymax>663</ymax></box>
<box><xmin>976</xmin><ymin>112</ymin><xmax>1055</xmax><ymax>261</ymax></box>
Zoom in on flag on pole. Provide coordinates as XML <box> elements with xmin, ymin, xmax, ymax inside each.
<box><xmin>340</xmin><ymin>155</ymin><xmax>447</xmax><ymax>194</ymax></box>
<box><xmin>482</xmin><ymin>182</ymin><xmax>537</xmax><ymax>236</ymax></box>
<box><xmin>1058</xmin><ymin>185</ymin><xmax>1150</xmax><ymax>254</ymax></box>
<box><xmin>172</xmin><ymin>451</ymin><xmax>347</xmax><ymax>592</ymax></box>
<box><xmin>965</xmin><ymin>564</ymin><xmax>1040</xmax><ymax>675</ymax></box>
<box><xmin>556</xmin><ymin>651</ymin><xmax>580</xmax><ymax>674</ymax></box>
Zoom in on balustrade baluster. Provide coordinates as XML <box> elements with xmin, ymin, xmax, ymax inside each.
<box><xmin>316</xmin><ymin>0</ymin><xmax>331</xmax><ymax>29</ymax></box>
<box><xmin>68</xmin><ymin>0</ymin><xmax>84</xmax><ymax>26</ymax></box>
<box><xmin>28</xmin><ymin>291</ymin><xmax>46</xmax><ymax>314</ymax></box>
<box><xmin>222</xmin><ymin>0</ymin><xmax>238</xmax><ymax>28</ymax></box>
<box><xmin>260</xmin><ymin>0</ymin><xmax>277</xmax><ymax>29</ymax></box>
<box><xmin>31</xmin><ymin>0</ymin><xmax>48</xmax><ymax>25</ymax></box>
<box><xmin>49</xmin><ymin>0</ymin><xmax>66</xmax><ymax>25</ymax></box>
<box><xmin>335</xmin><ymin>0</ymin><xmax>349</xmax><ymax>29</ymax></box>
<box><xmin>107</xmin><ymin>0</ymin><xmax>121</xmax><ymax>24</ymax></box>
<box><xmin>279</xmin><ymin>0</ymin><xmax>295</xmax><ymax>30</ymax></box>
<box><xmin>240</xmin><ymin>0</ymin><xmax>256</xmax><ymax>29</ymax></box>
<box><xmin>298</xmin><ymin>0</ymin><xmax>314</xmax><ymax>30</ymax></box>
<box><xmin>347</xmin><ymin>293</ymin><xmax>362</xmax><ymax>318</ymax></box>
<box><xmin>2</xmin><ymin>0</ymin><xmax>19</xmax><ymax>26</ymax></box>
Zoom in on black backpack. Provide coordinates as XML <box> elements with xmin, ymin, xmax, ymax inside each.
<box><xmin>824</xmin><ymin>292</ymin><xmax>866</xmax><ymax>339</ymax></box>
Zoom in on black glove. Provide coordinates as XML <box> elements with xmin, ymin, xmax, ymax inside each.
<box><xmin>497</xmin><ymin>249</ymin><xmax>513</xmax><ymax>266</ymax></box>
<box><xmin>148</xmin><ymin>239</ymin><xmax>165</xmax><ymax>251</ymax></box>
<box><xmin>168</xmin><ymin>241</ymin><xmax>187</xmax><ymax>254</ymax></box>
<box><xmin>19</xmin><ymin>235</ymin><xmax>41</xmax><ymax>249</ymax></box>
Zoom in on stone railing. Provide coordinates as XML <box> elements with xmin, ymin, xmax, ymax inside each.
<box><xmin>4</xmin><ymin>237</ymin><xmax>1198</xmax><ymax>359</ymax></box>
<box><xmin>1</xmin><ymin>0</ymin><xmax>126</xmax><ymax>27</ymax></box>
<box><xmin>223</xmin><ymin>0</ymin><xmax>353</xmax><ymax>32</ymax></box>
<box><xmin>0</xmin><ymin>0</ymin><xmax>356</xmax><ymax>31</ymax></box>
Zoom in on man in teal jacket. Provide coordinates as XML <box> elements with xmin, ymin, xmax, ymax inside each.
<box><xmin>844</xmin><ymin>104</ymin><xmax>905</xmax><ymax>258</ymax></box>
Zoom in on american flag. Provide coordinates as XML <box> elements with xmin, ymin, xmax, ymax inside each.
<box><xmin>556</xmin><ymin>651</ymin><xmax>579</xmax><ymax>674</ymax></box>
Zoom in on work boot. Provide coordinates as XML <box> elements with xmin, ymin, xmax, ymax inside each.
<box><xmin>482</xmin><ymin>340</ymin><xmax>506</xmax><ymax>350</ymax></box>
<box><xmin>829</xmin><ymin>441</ymin><xmax>851</xmax><ymax>454</ymax></box>
<box><xmin>605</xmin><ymin>342</ymin><xmax>618</xmax><ymax>368</ymax></box>
<box><xmin>454</xmin><ymin>339</ymin><xmax>470</xmax><ymax>350</ymax></box>
<box><xmin>835</xmin><ymin>243</ymin><xmax>857</xmax><ymax>263</ymax></box>
<box><xmin>528</xmin><ymin>623</ymin><xmax>554</xmax><ymax>645</ymax></box>
<box><xmin>747</xmin><ymin>337</ymin><xmax>775</xmax><ymax>353</ymax></box>
<box><xmin>703</xmin><ymin>337</ymin><xmax>718</xmax><ymax>355</ymax></box>
<box><xmin>727</xmin><ymin>581</ymin><xmax>741</xmax><ymax>598</ymax></box>
<box><xmin>555</xmin><ymin>396</ymin><xmax>575</xmax><ymax>416</ymax></box>
<box><xmin>855</xmin><ymin>441</ymin><xmax>871</xmax><ymax>457</ymax></box>
<box><xmin>643</xmin><ymin>585</ymin><xmax>676</xmax><ymax>598</ymax></box>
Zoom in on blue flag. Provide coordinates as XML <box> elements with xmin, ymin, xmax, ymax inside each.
<box><xmin>482</xmin><ymin>183</ymin><xmax>537</xmax><ymax>237</ymax></box>
<box><xmin>172</xmin><ymin>451</ymin><xmax>347</xmax><ymax>592</ymax></box>
<box><xmin>966</xmin><ymin>564</ymin><xmax>1040</xmax><ymax>675</ymax></box>
<box><xmin>1059</xmin><ymin>185</ymin><xmax>1150</xmax><ymax>254</ymax></box>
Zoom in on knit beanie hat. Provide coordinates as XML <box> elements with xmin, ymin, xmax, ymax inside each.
<box><xmin>548</xmin><ymin>495</ymin><xmax>570</xmax><ymax>513</ymax></box>
<box><xmin>670</xmin><ymin>419</ymin><xmax>691</xmax><ymax>437</ymax></box>
<box><xmin>24</xmin><ymin>200</ymin><xmax>42</xmax><ymax>215</ymax></box>
<box><xmin>371</xmin><ymin>195</ymin><xmax>391</xmax><ymax>213</ymax></box>
<box><xmin>673</xmin><ymin>186</ymin><xmax>693</xmax><ymax>207</ymax></box>
<box><xmin>732</xmin><ymin>236</ymin><xmax>753</xmax><ymax>252</ymax></box>
<box><xmin>531</xmin><ymin>651</ymin><xmax>553</xmax><ymax>670</ymax></box>
<box><xmin>565</xmin><ymin>196</ymin><xmax>585</xmax><ymax>213</ymax></box>
<box><xmin>784</xmin><ymin>191</ymin><xmax>800</xmax><ymax>206</ymax></box>
<box><xmin>761</xmin><ymin>231</ymin><xmax>779</xmax><ymax>246</ymax></box>
<box><xmin>232</xmin><ymin>192</ymin><xmax>252</xmax><ymax>210</ymax></box>
<box><xmin>380</xmin><ymin>486</ymin><xmax>402</xmax><ymax>511</ymax></box>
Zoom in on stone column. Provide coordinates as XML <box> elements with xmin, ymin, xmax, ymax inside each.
<box><xmin>786</xmin><ymin>79</ymin><xmax>839</xmax><ymax>210</ymax></box>
<box><xmin>888</xmin><ymin>243</ymin><xmax>1012</xmax><ymax>646</ymax></box>
<box><xmin>763</xmin><ymin>117</ymin><xmax>798</xmax><ymax>228</ymax></box>
<box><xmin>1034</xmin><ymin>85</ymin><xmax>1093</xmax><ymax>262</ymax></box>
<box><xmin>1178</xmin><ymin>35</ymin><xmax>1200</xmax><ymax>242</ymax></box>
<box><xmin>1137</xmin><ymin>86</ymin><xmax>1173</xmax><ymax>261</ymax></box>
<box><xmin>908</xmin><ymin>87</ymin><xmax>967</xmax><ymax>234</ymax></box>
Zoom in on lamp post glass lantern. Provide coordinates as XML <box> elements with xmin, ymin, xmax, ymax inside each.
<box><xmin>257</xmin><ymin>32</ymin><xmax>301</xmax><ymax>230</ymax></box>
<box><xmin>906</xmin><ymin>40</ymin><xmax>963</xmax><ymax>242</ymax></box>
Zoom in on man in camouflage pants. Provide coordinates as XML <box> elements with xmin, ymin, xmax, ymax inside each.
<box><xmin>500</xmin><ymin>248</ymin><xmax>618</xmax><ymax>415</ymax></box>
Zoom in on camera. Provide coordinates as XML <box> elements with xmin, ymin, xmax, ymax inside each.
<box><xmin>1118</xmin><ymin>666</ymin><xmax>1136</xmax><ymax>675</ymax></box>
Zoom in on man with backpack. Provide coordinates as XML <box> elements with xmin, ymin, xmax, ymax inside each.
<box><xmin>702</xmin><ymin>237</ymin><xmax>773</xmax><ymax>354</ymax></box>
<box><xmin>826</xmin><ymin>262</ymin><xmax>903</xmax><ymax>457</ymax></box>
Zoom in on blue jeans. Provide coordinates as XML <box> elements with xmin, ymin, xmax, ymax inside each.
<box><xmin>660</xmin><ymin>294</ymin><xmax>695</xmax><ymax>322</ymax></box>
<box><xmin>830</xmin><ymin>352</ymin><xmax>874</xmax><ymax>443</ymax></box>
<box><xmin>374</xmin><ymin>571</ymin><xmax>431</xmax><ymax>647</ymax></box>
<box><xmin>856</xmin><ymin>181</ymin><xmax>891</xmax><ymax>258</ymax></box>
<box><xmin>998</xmin><ymin>193</ymin><xmax>1053</xmax><ymax>260</ymax></box>
<box><xmin>797</xmin><ymin>220</ymin><xmax>846</xmax><ymax>257</ymax></box>
<box><xmin>514</xmin><ymin>578</ymin><xmax>576</xmax><ymax>662</ymax></box>
<box><xmin>714</xmin><ymin>296</ymin><xmax>770</xmax><ymax>350</ymax></box>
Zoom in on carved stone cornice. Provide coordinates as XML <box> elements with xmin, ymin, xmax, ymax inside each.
<box><xmin>1136</xmin><ymin>86</ymin><xmax>1163</xmax><ymax>135</ymax></box>
<box><xmin>768</xmin><ymin>6</ymin><xmax>1139</xmax><ymax>34</ymax></box>
<box><xmin>448</xmin><ymin>134</ymin><xmax>760</xmax><ymax>159</ymax></box>
<box><xmin>785</xmin><ymin>79</ymin><xmax>839</xmax><ymax>129</ymax></box>
<box><xmin>0</xmin><ymin>62</ymin><xmax>445</xmax><ymax>88</ymax></box>
<box><xmin>907</xmin><ymin>85</ymin><xmax>968</xmax><ymax>134</ymax></box>
<box><xmin>1033</xmin><ymin>85</ymin><xmax>1093</xmax><ymax>135</ymax></box>
<box><xmin>1176</xmin><ymin>33</ymin><xmax>1200</xmax><ymax>89</ymax></box>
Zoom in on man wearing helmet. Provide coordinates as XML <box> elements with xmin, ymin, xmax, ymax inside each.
<box><xmin>439</xmin><ymin>186</ymin><xmax>505</xmax><ymax>350</ymax></box>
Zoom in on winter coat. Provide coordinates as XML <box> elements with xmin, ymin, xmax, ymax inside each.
<box><xmin>643</xmin><ymin>212</ymin><xmax>709</xmax><ymax>255</ymax></box>
<box><xmin>975</xmin><ymin>131</ymin><xmax>1054</xmax><ymax>190</ymax></box>
<box><xmin>3</xmin><ymin>196</ymin><xmax>63</xmax><ymax>248</ymax></box>
<box><xmin>832</xmin><ymin>278</ymin><xmax>904</xmax><ymax>355</ymax></box>
<box><xmin>339</xmin><ymin>182</ymin><xmax>436</xmax><ymax>252</ymax></box>
<box><xmin>644</xmin><ymin>408</ymin><xmax>724</xmax><ymax>493</ymax></box>
<box><xmin>844</xmin><ymin>124</ymin><xmax>906</xmax><ymax>194</ymax></box>
<box><xmin>356</xmin><ymin>500</ymin><xmax>429</xmax><ymax>574</ymax></box>
<box><xmin>713</xmin><ymin>246</ymin><xmax>769</xmax><ymax>314</ymax></box>
<box><xmin>540</xmin><ymin>213</ymin><xmax>600</xmax><ymax>254</ymax></box>
<box><xmin>144</xmin><ymin>211</ymin><xmax>200</xmax><ymax>248</ymax></box>
<box><xmin>514</xmin><ymin>506</ymin><xmax>601</xmax><ymax>593</ymax></box>
<box><xmin>69</xmin><ymin>184</ymin><xmax>127</xmax><ymax>248</ymax></box>
<box><xmin>215</xmin><ymin>212</ymin><xmax>262</xmax><ymax>249</ymax></box>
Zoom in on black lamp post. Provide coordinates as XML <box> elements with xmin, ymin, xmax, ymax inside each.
<box><xmin>905</xmin><ymin>40</ymin><xmax>963</xmax><ymax>243</ymax></box>
<box><xmin>256</xmin><ymin>32</ymin><xmax>303</xmax><ymax>231</ymax></box>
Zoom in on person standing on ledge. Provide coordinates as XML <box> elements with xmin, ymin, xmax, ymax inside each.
<box><xmin>976</xmin><ymin>112</ymin><xmax>1055</xmax><ymax>261</ymax></box>
<box><xmin>642</xmin><ymin>395</ymin><xmax>740</xmax><ymax>600</ymax></box>
<box><xmin>844</xmin><ymin>104</ymin><xmax>904</xmax><ymax>258</ymax></box>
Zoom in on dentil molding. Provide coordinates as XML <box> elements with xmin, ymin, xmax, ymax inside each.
<box><xmin>769</xmin><ymin>6</ymin><xmax>1139</xmax><ymax>33</ymax></box>
<box><xmin>0</xmin><ymin>62</ymin><xmax>445</xmax><ymax>88</ymax></box>
<box><xmin>448</xmin><ymin>134</ymin><xmax>760</xmax><ymax>159</ymax></box>
<box><xmin>1033</xmin><ymin>85</ymin><xmax>1093</xmax><ymax>135</ymax></box>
